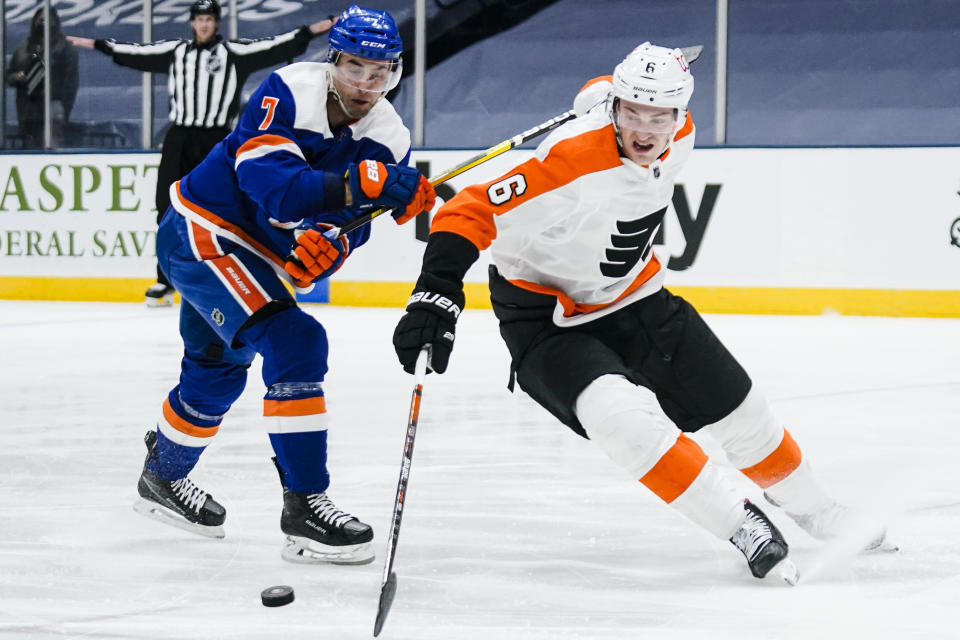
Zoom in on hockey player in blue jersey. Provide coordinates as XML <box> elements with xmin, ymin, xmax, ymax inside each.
<box><xmin>133</xmin><ymin>5</ymin><xmax>436</xmax><ymax>565</ymax></box>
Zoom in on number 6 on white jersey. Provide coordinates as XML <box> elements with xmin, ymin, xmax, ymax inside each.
<box><xmin>487</xmin><ymin>174</ymin><xmax>527</xmax><ymax>205</ymax></box>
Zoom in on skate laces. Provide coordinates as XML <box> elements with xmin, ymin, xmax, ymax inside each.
<box><xmin>170</xmin><ymin>477</ymin><xmax>208</xmax><ymax>514</ymax></box>
<box><xmin>306</xmin><ymin>493</ymin><xmax>354</xmax><ymax>528</ymax></box>
<box><xmin>732</xmin><ymin>508</ymin><xmax>773</xmax><ymax>561</ymax></box>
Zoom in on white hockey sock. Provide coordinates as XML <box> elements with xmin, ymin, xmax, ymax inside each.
<box><xmin>706</xmin><ymin>387</ymin><xmax>834</xmax><ymax>515</ymax></box>
<box><xmin>705</xmin><ymin>386</ymin><xmax>782</xmax><ymax>469</ymax></box>
<box><xmin>763</xmin><ymin>460</ymin><xmax>835</xmax><ymax>516</ymax></box>
<box><xmin>670</xmin><ymin>462</ymin><xmax>745</xmax><ymax>540</ymax></box>
<box><xmin>576</xmin><ymin>375</ymin><xmax>679</xmax><ymax>478</ymax></box>
<box><xmin>576</xmin><ymin>375</ymin><xmax>744</xmax><ymax>540</ymax></box>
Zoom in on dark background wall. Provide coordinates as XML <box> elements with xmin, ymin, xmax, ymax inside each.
<box><xmin>3</xmin><ymin>0</ymin><xmax>959</xmax><ymax>149</ymax></box>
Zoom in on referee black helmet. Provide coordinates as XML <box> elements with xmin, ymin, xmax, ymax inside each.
<box><xmin>190</xmin><ymin>0</ymin><xmax>221</xmax><ymax>20</ymax></box>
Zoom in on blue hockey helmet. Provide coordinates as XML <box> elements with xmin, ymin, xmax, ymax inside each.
<box><xmin>328</xmin><ymin>5</ymin><xmax>403</xmax><ymax>62</ymax></box>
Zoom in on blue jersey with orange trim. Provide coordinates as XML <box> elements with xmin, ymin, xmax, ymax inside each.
<box><xmin>170</xmin><ymin>61</ymin><xmax>411</xmax><ymax>285</ymax></box>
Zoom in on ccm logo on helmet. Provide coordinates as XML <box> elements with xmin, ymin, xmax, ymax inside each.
<box><xmin>408</xmin><ymin>292</ymin><xmax>462</xmax><ymax>318</ymax></box>
<box><xmin>361</xmin><ymin>40</ymin><xmax>387</xmax><ymax>48</ymax></box>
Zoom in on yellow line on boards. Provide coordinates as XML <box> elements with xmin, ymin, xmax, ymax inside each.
<box><xmin>670</xmin><ymin>286</ymin><xmax>960</xmax><ymax>318</ymax></box>
<box><xmin>0</xmin><ymin>277</ymin><xmax>176</xmax><ymax>303</ymax></box>
<box><xmin>2</xmin><ymin>276</ymin><xmax>960</xmax><ymax>318</ymax></box>
<box><xmin>329</xmin><ymin>282</ymin><xmax>960</xmax><ymax>318</ymax></box>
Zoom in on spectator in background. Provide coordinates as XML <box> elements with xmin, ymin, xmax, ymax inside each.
<box><xmin>68</xmin><ymin>0</ymin><xmax>337</xmax><ymax>307</ymax></box>
<box><xmin>5</xmin><ymin>6</ymin><xmax>79</xmax><ymax>149</ymax></box>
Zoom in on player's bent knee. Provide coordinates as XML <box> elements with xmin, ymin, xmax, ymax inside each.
<box><xmin>249</xmin><ymin>307</ymin><xmax>329</xmax><ymax>385</ymax></box>
<box><xmin>704</xmin><ymin>386</ymin><xmax>782</xmax><ymax>468</ymax></box>
<box><xmin>576</xmin><ymin>374</ymin><xmax>680</xmax><ymax>478</ymax></box>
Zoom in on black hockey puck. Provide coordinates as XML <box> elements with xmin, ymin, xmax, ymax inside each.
<box><xmin>261</xmin><ymin>585</ymin><xmax>295</xmax><ymax>607</ymax></box>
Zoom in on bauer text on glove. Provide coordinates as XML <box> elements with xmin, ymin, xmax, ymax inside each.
<box><xmin>393</xmin><ymin>274</ymin><xmax>464</xmax><ymax>374</ymax></box>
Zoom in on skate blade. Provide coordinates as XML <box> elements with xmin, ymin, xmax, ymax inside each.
<box><xmin>844</xmin><ymin>518</ymin><xmax>896</xmax><ymax>554</ymax></box>
<box><xmin>771</xmin><ymin>558</ymin><xmax>799</xmax><ymax>586</ymax></box>
<box><xmin>133</xmin><ymin>498</ymin><xmax>225</xmax><ymax>539</ymax></box>
<box><xmin>281</xmin><ymin>535</ymin><xmax>374</xmax><ymax>565</ymax></box>
<box><xmin>865</xmin><ymin>536</ymin><xmax>900</xmax><ymax>554</ymax></box>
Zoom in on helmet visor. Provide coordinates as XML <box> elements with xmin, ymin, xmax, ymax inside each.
<box><xmin>615</xmin><ymin>100</ymin><xmax>678</xmax><ymax>135</ymax></box>
<box><xmin>330</xmin><ymin>53</ymin><xmax>400</xmax><ymax>95</ymax></box>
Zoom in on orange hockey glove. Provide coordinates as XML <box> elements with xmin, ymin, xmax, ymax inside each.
<box><xmin>392</xmin><ymin>174</ymin><xmax>436</xmax><ymax>225</ymax></box>
<box><xmin>284</xmin><ymin>224</ymin><xmax>349</xmax><ymax>286</ymax></box>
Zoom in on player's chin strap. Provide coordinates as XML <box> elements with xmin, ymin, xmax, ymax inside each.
<box><xmin>326</xmin><ymin>67</ymin><xmax>380</xmax><ymax>122</ymax></box>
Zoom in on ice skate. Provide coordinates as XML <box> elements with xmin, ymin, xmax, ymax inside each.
<box><xmin>145</xmin><ymin>282</ymin><xmax>175</xmax><ymax>307</ymax></box>
<box><xmin>730</xmin><ymin>499</ymin><xmax>798</xmax><ymax>585</ymax></box>
<box><xmin>273</xmin><ymin>457</ymin><xmax>374</xmax><ymax>564</ymax></box>
<box><xmin>763</xmin><ymin>492</ymin><xmax>897</xmax><ymax>553</ymax></box>
<box><xmin>133</xmin><ymin>430</ymin><xmax>226</xmax><ymax>538</ymax></box>
<box><xmin>279</xmin><ymin>487</ymin><xmax>374</xmax><ymax>565</ymax></box>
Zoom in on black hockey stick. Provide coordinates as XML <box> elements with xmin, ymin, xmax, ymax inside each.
<box><xmin>326</xmin><ymin>109</ymin><xmax>577</xmax><ymax>240</ymax></box>
<box><xmin>373</xmin><ymin>346</ymin><xmax>431</xmax><ymax>637</ymax></box>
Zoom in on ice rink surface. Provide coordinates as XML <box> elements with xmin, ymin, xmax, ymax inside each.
<box><xmin>1</xmin><ymin>300</ymin><xmax>958</xmax><ymax>639</ymax></box>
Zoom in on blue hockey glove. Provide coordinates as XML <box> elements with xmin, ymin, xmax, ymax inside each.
<box><xmin>346</xmin><ymin>160</ymin><xmax>425</xmax><ymax>211</ymax></box>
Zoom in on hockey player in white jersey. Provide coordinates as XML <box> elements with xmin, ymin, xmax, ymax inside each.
<box><xmin>393</xmin><ymin>42</ymin><xmax>891</xmax><ymax>583</ymax></box>
<box><xmin>134</xmin><ymin>6</ymin><xmax>436</xmax><ymax>566</ymax></box>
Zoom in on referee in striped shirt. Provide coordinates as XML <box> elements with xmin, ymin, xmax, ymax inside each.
<box><xmin>68</xmin><ymin>1</ymin><xmax>335</xmax><ymax>306</ymax></box>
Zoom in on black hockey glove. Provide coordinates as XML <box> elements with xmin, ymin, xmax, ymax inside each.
<box><xmin>393</xmin><ymin>273</ymin><xmax>464</xmax><ymax>374</ymax></box>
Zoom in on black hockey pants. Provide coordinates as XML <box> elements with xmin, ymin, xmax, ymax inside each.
<box><xmin>488</xmin><ymin>265</ymin><xmax>752</xmax><ymax>438</ymax></box>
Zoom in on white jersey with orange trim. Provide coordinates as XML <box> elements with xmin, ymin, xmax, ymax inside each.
<box><xmin>431</xmin><ymin>85</ymin><xmax>695</xmax><ymax>326</ymax></box>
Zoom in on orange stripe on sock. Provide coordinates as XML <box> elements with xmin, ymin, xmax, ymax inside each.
<box><xmin>740</xmin><ymin>429</ymin><xmax>802</xmax><ymax>488</ymax></box>
<box><xmin>263</xmin><ymin>396</ymin><xmax>326</xmax><ymax>417</ymax></box>
<box><xmin>640</xmin><ymin>434</ymin><xmax>708</xmax><ymax>503</ymax></box>
<box><xmin>162</xmin><ymin>398</ymin><xmax>219</xmax><ymax>438</ymax></box>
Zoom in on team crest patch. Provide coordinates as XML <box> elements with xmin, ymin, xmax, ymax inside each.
<box><xmin>211</xmin><ymin>308</ymin><xmax>225</xmax><ymax>326</ymax></box>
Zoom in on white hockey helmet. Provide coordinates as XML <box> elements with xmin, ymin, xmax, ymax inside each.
<box><xmin>608</xmin><ymin>42</ymin><xmax>694</xmax><ymax>131</ymax></box>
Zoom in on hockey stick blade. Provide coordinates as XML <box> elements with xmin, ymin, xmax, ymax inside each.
<box><xmin>681</xmin><ymin>45</ymin><xmax>704</xmax><ymax>64</ymax></box>
<box><xmin>373</xmin><ymin>571</ymin><xmax>398</xmax><ymax>637</ymax></box>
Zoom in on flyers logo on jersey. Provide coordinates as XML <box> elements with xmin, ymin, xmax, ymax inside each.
<box><xmin>600</xmin><ymin>207</ymin><xmax>666</xmax><ymax>278</ymax></box>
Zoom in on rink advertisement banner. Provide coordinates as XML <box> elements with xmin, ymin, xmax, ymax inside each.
<box><xmin>2</xmin><ymin>147</ymin><xmax>960</xmax><ymax>314</ymax></box>
<box><xmin>0</xmin><ymin>153</ymin><xmax>160</xmax><ymax>278</ymax></box>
